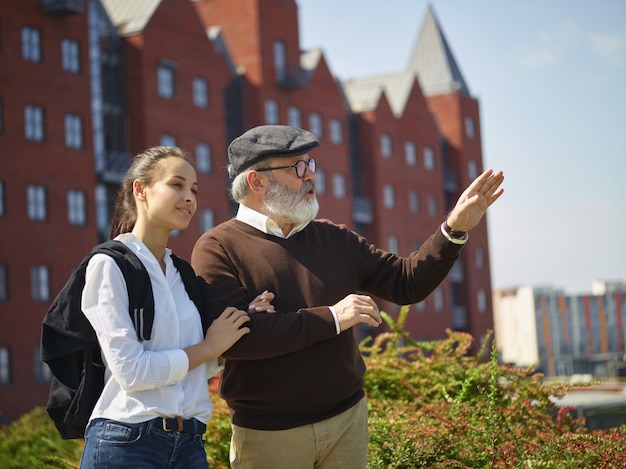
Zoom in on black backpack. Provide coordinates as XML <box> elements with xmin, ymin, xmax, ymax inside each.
<box><xmin>40</xmin><ymin>240</ymin><xmax>207</xmax><ymax>439</ymax></box>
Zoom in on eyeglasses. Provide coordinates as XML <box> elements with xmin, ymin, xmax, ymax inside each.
<box><xmin>255</xmin><ymin>158</ymin><xmax>316</xmax><ymax>179</ymax></box>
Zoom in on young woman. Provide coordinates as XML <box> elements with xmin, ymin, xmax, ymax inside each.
<box><xmin>79</xmin><ymin>146</ymin><xmax>273</xmax><ymax>468</ymax></box>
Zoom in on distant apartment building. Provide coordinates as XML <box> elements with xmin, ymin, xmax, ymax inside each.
<box><xmin>493</xmin><ymin>281</ymin><xmax>626</xmax><ymax>378</ymax></box>
<box><xmin>0</xmin><ymin>0</ymin><xmax>495</xmax><ymax>423</ymax></box>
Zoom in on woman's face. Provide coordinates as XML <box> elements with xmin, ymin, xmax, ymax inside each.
<box><xmin>138</xmin><ymin>157</ymin><xmax>198</xmax><ymax>232</ymax></box>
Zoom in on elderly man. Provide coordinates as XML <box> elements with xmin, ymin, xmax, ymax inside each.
<box><xmin>191</xmin><ymin>125</ymin><xmax>504</xmax><ymax>469</ymax></box>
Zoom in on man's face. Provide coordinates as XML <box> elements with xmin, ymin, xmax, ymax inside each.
<box><xmin>261</xmin><ymin>155</ymin><xmax>319</xmax><ymax>226</ymax></box>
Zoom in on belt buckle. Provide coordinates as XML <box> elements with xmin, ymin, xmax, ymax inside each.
<box><xmin>162</xmin><ymin>416</ymin><xmax>183</xmax><ymax>432</ymax></box>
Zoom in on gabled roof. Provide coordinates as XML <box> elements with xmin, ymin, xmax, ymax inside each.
<box><xmin>342</xmin><ymin>72</ymin><xmax>415</xmax><ymax>118</ymax></box>
<box><xmin>99</xmin><ymin>0</ymin><xmax>161</xmax><ymax>36</ymax></box>
<box><xmin>407</xmin><ymin>4</ymin><xmax>470</xmax><ymax>96</ymax></box>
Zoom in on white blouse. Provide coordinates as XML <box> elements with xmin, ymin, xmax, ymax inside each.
<box><xmin>82</xmin><ymin>233</ymin><xmax>216</xmax><ymax>425</ymax></box>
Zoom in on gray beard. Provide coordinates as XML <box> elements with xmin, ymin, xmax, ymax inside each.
<box><xmin>263</xmin><ymin>179</ymin><xmax>319</xmax><ymax>226</ymax></box>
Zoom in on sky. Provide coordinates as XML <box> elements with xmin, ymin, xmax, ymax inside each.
<box><xmin>296</xmin><ymin>0</ymin><xmax>626</xmax><ymax>294</ymax></box>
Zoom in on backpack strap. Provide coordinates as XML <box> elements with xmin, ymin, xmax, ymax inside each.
<box><xmin>95</xmin><ymin>241</ymin><xmax>155</xmax><ymax>341</ymax></box>
<box><xmin>170</xmin><ymin>253</ymin><xmax>209</xmax><ymax>333</ymax></box>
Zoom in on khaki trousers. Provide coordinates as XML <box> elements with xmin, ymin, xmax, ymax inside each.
<box><xmin>229</xmin><ymin>398</ymin><xmax>369</xmax><ymax>469</ymax></box>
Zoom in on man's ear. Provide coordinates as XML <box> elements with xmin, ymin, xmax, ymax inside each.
<box><xmin>247</xmin><ymin>170</ymin><xmax>268</xmax><ymax>195</ymax></box>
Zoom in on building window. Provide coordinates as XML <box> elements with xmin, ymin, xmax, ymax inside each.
<box><xmin>193</xmin><ymin>78</ymin><xmax>209</xmax><ymax>108</ymax></box>
<box><xmin>96</xmin><ymin>185</ymin><xmax>108</xmax><ymax>236</ymax></box>
<box><xmin>195</xmin><ymin>143</ymin><xmax>211</xmax><ymax>174</ymax></box>
<box><xmin>315</xmin><ymin>169</ymin><xmax>326</xmax><ymax>195</ymax></box>
<box><xmin>332</xmin><ymin>173</ymin><xmax>345</xmax><ymax>199</ymax></box>
<box><xmin>477</xmin><ymin>289</ymin><xmax>487</xmax><ymax>312</ymax></box>
<box><xmin>287</xmin><ymin>106</ymin><xmax>301</xmax><ymax>128</ymax></box>
<box><xmin>0</xmin><ymin>181</ymin><xmax>4</xmax><ymax>217</ymax></box>
<box><xmin>434</xmin><ymin>289</ymin><xmax>444</xmax><ymax>312</ymax></box>
<box><xmin>65</xmin><ymin>114</ymin><xmax>83</xmax><ymax>149</ymax></box>
<box><xmin>34</xmin><ymin>347</ymin><xmax>51</xmax><ymax>383</ymax></box>
<box><xmin>427</xmin><ymin>194</ymin><xmax>437</xmax><ymax>218</ymax></box>
<box><xmin>273</xmin><ymin>40</ymin><xmax>286</xmax><ymax>82</ymax></box>
<box><xmin>380</xmin><ymin>134</ymin><xmax>392</xmax><ymax>159</ymax></box>
<box><xmin>61</xmin><ymin>38</ymin><xmax>80</xmax><ymax>73</ymax></box>
<box><xmin>265</xmin><ymin>99</ymin><xmax>279</xmax><ymax>124</ymax></box>
<box><xmin>157</xmin><ymin>64</ymin><xmax>175</xmax><ymax>99</ymax></box>
<box><xmin>475</xmin><ymin>246</ymin><xmax>484</xmax><ymax>269</ymax></box>
<box><xmin>468</xmin><ymin>160</ymin><xmax>478</xmax><ymax>181</ymax></box>
<box><xmin>160</xmin><ymin>135</ymin><xmax>176</xmax><ymax>146</ymax></box>
<box><xmin>329</xmin><ymin>119</ymin><xmax>342</xmax><ymax>144</ymax></box>
<box><xmin>383</xmin><ymin>184</ymin><xmax>395</xmax><ymax>209</ymax></box>
<box><xmin>67</xmin><ymin>190</ymin><xmax>86</xmax><ymax>225</ymax></box>
<box><xmin>409</xmin><ymin>190</ymin><xmax>419</xmax><ymax>214</ymax></box>
<box><xmin>423</xmin><ymin>146</ymin><xmax>435</xmax><ymax>170</ymax></box>
<box><xmin>27</xmin><ymin>185</ymin><xmax>46</xmax><ymax>221</ymax></box>
<box><xmin>22</xmin><ymin>27</ymin><xmax>41</xmax><ymax>62</ymax></box>
<box><xmin>465</xmin><ymin>116</ymin><xmax>475</xmax><ymax>139</ymax></box>
<box><xmin>0</xmin><ymin>265</ymin><xmax>7</xmax><ymax>301</ymax></box>
<box><xmin>0</xmin><ymin>99</ymin><xmax>4</xmax><ymax>135</ymax></box>
<box><xmin>0</xmin><ymin>348</ymin><xmax>10</xmax><ymax>384</ymax></box>
<box><xmin>388</xmin><ymin>235</ymin><xmax>398</xmax><ymax>254</ymax></box>
<box><xmin>25</xmin><ymin>105</ymin><xmax>44</xmax><ymax>142</ymax></box>
<box><xmin>309</xmin><ymin>113</ymin><xmax>322</xmax><ymax>137</ymax></box>
<box><xmin>405</xmin><ymin>141</ymin><xmax>416</xmax><ymax>166</ymax></box>
<box><xmin>31</xmin><ymin>265</ymin><xmax>50</xmax><ymax>302</ymax></box>
<box><xmin>201</xmin><ymin>209</ymin><xmax>214</xmax><ymax>233</ymax></box>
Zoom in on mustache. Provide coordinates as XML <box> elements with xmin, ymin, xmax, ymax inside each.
<box><xmin>301</xmin><ymin>181</ymin><xmax>315</xmax><ymax>194</ymax></box>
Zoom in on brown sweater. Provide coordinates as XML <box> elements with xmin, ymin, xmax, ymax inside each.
<box><xmin>191</xmin><ymin>218</ymin><xmax>463</xmax><ymax>430</ymax></box>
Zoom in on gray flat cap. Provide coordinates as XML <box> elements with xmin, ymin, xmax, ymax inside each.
<box><xmin>227</xmin><ymin>125</ymin><xmax>320</xmax><ymax>178</ymax></box>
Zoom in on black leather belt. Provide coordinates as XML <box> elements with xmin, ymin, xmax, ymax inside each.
<box><xmin>160</xmin><ymin>417</ymin><xmax>206</xmax><ymax>435</ymax></box>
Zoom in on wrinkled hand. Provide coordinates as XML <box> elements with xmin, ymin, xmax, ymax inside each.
<box><xmin>249</xmin><ymin>290</ymin><xmax>276</xmax><ymax>312</ymax></box>
<box><xmin>446</xmin><ymin>168</ymin><xmax>504</xmax><ymax>232</ymax></box>
<box><xmin>332</xmin><ymin>294</ymin><xmax>382</xmax><ymax>332</ymax></box>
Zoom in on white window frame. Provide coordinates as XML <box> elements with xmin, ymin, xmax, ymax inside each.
<box><xmin>201</xmin><ymin>209</ymin><xmax>215</xmax><ymax>233</ymax></box>
<box><xmin>405</xmin><ymin>141</ymin><xmax>416</xmax><ymax>166</ymax></box>
<box><xmin>314</xmin><ymin>169</ymin><xmax>326</xmax><ymax>195</ymax></box>
<box><xmin>157</xmin><ymin>65</ymin><xmax>175</xmax><ymax>99</ymax></box>
<box><xmin>332</xmin><ymin>173</ymin><xmax>345</xmax><ymax>199</ymax></box>
<box><xmin>22</xmin><ymin>27</ymin><xmax>41</xmax><ymax>62</ymax></box>
<box><xmin>427</xmin><ymin>194</ymin><xmax>437</xmax><ymax>218</ymax></box>
<box><xmin>0</xmin><ymin>348</ymin><xmax>10</xmax><ymax>384</ymax></box>
<box><xmin>31</xmin><ymin>265</ymin><xmax>50</xmax><ymax>302</ymax></box>
<box><xmin>0</xmin><ymin>264</ymin><xmax>7</xmax><ymax>301</ymax></box>
<box><xmin>65</xmin><ymin>113</ymin><xmax>83</xmax><ymax>149</ymax></box>
<box><xmin>409</xmin><ymin>190</ymin><xmax>419</xmax><ymax>214</ymax></box>
<box><xmin>27</xmin><ymin>185</ymin><xmax>46</xmax><ymax>221</ymax></box>
<box><xmin>265</xmin><ymin>99</ymin><xmax>279</xmax><ymax>124</ymax></box>
<box><xmin>465</xmin><ymin>116</ymin><xmax>475</xmax><ymax>139</ymax></box>
<box><xmin>61</xmin><ymin>38</ymin><xmax>80</xmax><ymax>73</ymax></box>
<box><xmin>383</xmin><ymin>184</ymin><xmax>395</xmax><ymax>209</ymax></box>
<box><xmin>273</xmin><ymin>40</ymin><xmax>286</xmax><ymax>82</ymax></box>
<box><xmin>309</xmin><ymin>112</ymin><xmax>322</xmax><ymax>137</ymax></box>
<box><xmin>477</xmin><ymin>289</ymin><xmax>487</xmax><ymax>312</ymax></box>
<box><xmin>380</xmin><ymin>134</ymin><xmax>392</xmax><ymax>159</ymax></box>
<box><xmin>423</xmin><ymin>146</ymin><xmax>435</xmax><ymax>170</ymax></box>
<box><xmin>196</xmin><ymin>143</ymin><xmax>212</xmax><ymax>174</ymax></box>
<box><xmin>193</xmin><ymin>78</ymin><xmax>209</xmax><ymax>108</ymax></box>
<box><xmin>25</xmin><ymin>105</ymin><xmax>44</xmax><ymax>142</ymax></box>
<box><xmin>388</xmin><ymin>235</ymin><xmax>398</xmax><ymax>254</ymax></box>
<box><xmin>160</xmin><ymin>134</ymin><xmax>177</xmax><ymax>146</ymax></box>
<box><xmin>329</xmin><ymin>119</ymin><xmax>342</xmax><ymax>144</ymax></box>
<box><xmin>67</xmin><ymin>190</ymin><xmax>86</xmax><ymax>225</ymax></box>
<box><xmin>287</xmin><ymin>106</ymin><xmax>301</xmax><ymax>128</ymax></box>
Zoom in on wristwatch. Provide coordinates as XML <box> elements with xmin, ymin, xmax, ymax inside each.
<box><xmin>443</xmin><ymin>220</ymin><xmax>467</xmax><ymax>240</ymax></box>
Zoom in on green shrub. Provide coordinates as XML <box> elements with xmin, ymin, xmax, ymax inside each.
<box><xmin>2</xmin><ymin>306</ymin><xmax>624</xmax><ymax>468</ymax></box>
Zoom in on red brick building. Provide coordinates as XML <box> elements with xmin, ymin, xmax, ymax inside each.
<box><xmin>0</xmin><ymin>0</ymin><xmax>494</xmax><ymax>423</ymax></box>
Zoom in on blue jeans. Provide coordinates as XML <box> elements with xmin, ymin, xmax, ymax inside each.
<box><xmin>80</xmin><ymin>418</ymin><xmax>209</xmax><ymax>468</ymax></box>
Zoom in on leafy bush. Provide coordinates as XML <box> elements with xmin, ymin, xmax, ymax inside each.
<box><xmin>2</xmin><ymin>307</ymin><xmax>624</xmax><ymax>468</ymax></box>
